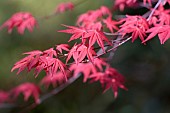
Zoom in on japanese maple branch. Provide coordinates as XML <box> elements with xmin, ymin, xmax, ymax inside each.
<box><xmin>39</xmin><ymin>74</ymin><xmax>81</xmax><ymax>103</ymax></box>
<box><xmin>18</xmin><ymin>45</ymin><xmax>107</xmax><ymax>112</ymax></box>
<box><xmin>18</xmin><ymin>73</ymin><xmax>81</xmax><ymax>113</ymax></box>
<box><xmin>65</xmin><ymin>36</ymin><xmax>132</xmax><ymax>66</ymax></box>
<box><xmin>0</xmin><ymin>74</ymin><xmax>82</xmax><ymax>111</ymax></box>
<box><xmin>97</xmin><ymin>36</ymin><xmax>132</xmax><ymax>58</ymax></box>
<box><xmin>147</xmin><ymin>0</ymin><xmax>163</xmax><ymax>21</ymax></box>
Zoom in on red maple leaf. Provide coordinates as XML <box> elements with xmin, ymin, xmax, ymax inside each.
<box><xmin>58</xmin><ymin>24</ymin><xmax>87</xmax><ymax>42</ymax></box>
<box><xmin>118</xmin><ymin>15</ymin><xmax>149</xmax><ymax>43</ymax></box>
<box><xmin>100</xmin><ymin>6</ymin><xmax>112</xmax><ymax>17</ymax></box>
<box><xmin>84</xmin><ymin>30</ymin><xmax>111</xmax><ymax>52</ymax></box>
<box><xmin>43</xmin><ymin>48</ymin><xmax>57</xmax><ymax>57</ymax></box>
<box><xmin>149</xmin><ymin>5</ymin><xmax>170</xmax><ymax>26</ymax></box>
<box><xmin>143</xmin><ymin>25</ymin><xmax>170</xmax><ymax>44</ymax></box>
<box><xmin>76</xmin><ymin>10</ymin><xmax>101</xmax><ymax>25</ymax></box>
<box><xmin>0</xmin><ymin>91</ymin><xmax>9</xmax><ymax>103</ymax></box>
<box><xmin>76</xmin><ymin>6</ymin><xmax>111</xmax><ymax>28</ymax></box>
<box><xmin>0</xmin><ymin>12</ymin><xmax>37</xmax><ymax>34</ymax></box>
<box><xmin>10</xmin><ymin>83</ymin><xmax>41</xmax><ymax>103</ymax></box>
<box><xmin>69</xmin><ymin>58</ymin><xmax>107</xmax><ymax>82</ymax></box>
<box><xmin>66</xmin><ymin>44</ymin><xmax>96</xmax><ymax>64</ymax></box>
<box><xmin>81</xmin><ymin>22</ymin><xmax>103</xmax><ymax>31</ymax></box>
<box><xmin>103</xmin><ymin>16</ymin><xmax>119</xmax><ymax>33</ymax></box>
<box><xmin>56</xmin><ymin>44</ymin><xmax>70</xmax><ymax>54</ymax></box>
<box><xmin>11</xmin><ymin>50</ymin><xmax>42</xmax><ymax>74</ymax></box>
<box><xmin>40</xmin><ymin>71</ymin><xmax>70</xmax><ymax>88</ymax></box>
<box><xmin>55</xmin><ymin>2</ymin><xmax>74</xmax><ymax>13</ymax></box>
<box><xmin>34</xmin><ymin>56</ymin><xmax>67</xmax><ymax>80</ymax></box>
<box><xmin>12</xmin><ymin>48</ymin><xmax>68</xmax><ymax>79</ymax></box>
<box><xmin>114</xmin><ymin>0</ymin><xmax>137</xmax><ymax>11</ymax></box>
<box><xmin>90</xmin><ymin>67</ymin><xmax>127</xmax><ymax>98</ymax></box>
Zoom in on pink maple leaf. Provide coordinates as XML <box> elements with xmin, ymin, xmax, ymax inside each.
<box><xmin>66</xmin><ymin>44</ymin><xmax>96</xmax><ymax>64</ymax></box>
<box><xmin>0</xmin><ymin>91</ymin><xmax>9</xmax><ymax>103</ymax></box>
<box><xmin>43</xmin><ymin>48</ymin><xmax>57</xmax><ymax>57</ymax></box>
<box><xmin>34</xmin><ymin>55</ymin><xmax>68</xmax><ymax>80</ymax></box>
<box><xmin>143</xmin><ymin>25</ymin><xmax>170</xmax><ymax>44</ymax></box>
<box><xmin>118</xmin><ymin>15</ymin><xmax>149</xmax><ymax>43</ymax></box>
<box><xmin>56</xmin><ymin>44</ymin><xmax>70</xmax><ymax>54</ymax></box>
<box><xmin>90</xmin><ymin>67</ymin><xmax>127</xmax><ymax>98</ymax></box>
<box><xmin>84</xmin><ymin>30</ymin><xmax>111</xmax><ymax>52</ymax></box>
<box><xmin>149</xmin><ymin>5</ymin><xmax>170</xmax><ymax>26</ymax></box>
<box><xmin>76</xmin><ymin>6</ymin><xmax>111</xmax><ymax>27</ymax></box>
<box><xmin>103</xmin><ymin>16</ymin><xmax>119</xmax><ymax>33</ymax></box>
<box><xmin>114</xmin><ymin>0</ymin><xmax>137</xmax><ymax>11</ymax></box>
<box><xmin>0</xmin><ymin>12</ymin><xmax>37</xmax><ymax>34</ymax></box>
<box><xmin>55</xmin><ymin>2</ymin><xmax>74</xmax><ymax>13</ymax></box>
<box><xmin>58</xmin><ymin>24</ymin><xmax>87</xmax><ymax>42</ymax></box>
<box><xmin>11</xmin><ymin>50</ymin><xmax>42</xmax><ymax>74</ymax></box>
<box><xmin>69</xmin><ymin>58</ymin><xmax>107</xmax><ymax>82</ymax></box>
<box><xmin>12</xmin><ymin>48</ymin><xmax>68</xmax><ymax>79</ymax></box>
<box><xmin>40</xmin><ymin>71</ymin><xmax>70</xmax><ymax>88</ymax></box>
<box><xmin>10</xmin><ymin>83</ymin><xmax>41</xmax><ymax>103</ymax></box>
<box><xmin>81</xmin><ymin>22</ymin><xmax>103</xmax><ymax>31</ymax></box>
<box><xmin>100</xmin><ymin>6</ymin><xmax>112</xmax><ymax>17</ymax></box>
<box><xmin>70</xmin><ymin>63</ymin><xmax>96</xmax><ymax>82</ymax></box>
<box><xmin>76</xmin><ymin>12</ymin><xmax>91</xmax><ymax>25</ymax></box>
<box><xmin>76</xmin><ymin>10</ymin><xmax>101</xmax><ymax>25</ymax></box>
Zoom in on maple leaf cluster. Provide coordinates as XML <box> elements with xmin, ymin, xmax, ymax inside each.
<box><xmin>114</xmin><ymin>0</ymin><xmax>137</xmax><ymax>11</ymax></box>
<box><xmin>76</xmin><ymin>6</ymin><xmax>118</xmax><ymax>32</ymax></box>
<box><xmin>118</xmin><ymin>15</ymin><xmax>149</xmax><ymax>43</ymax></box>
<box><xmin>143</xmin><ymin>5</ymin><xmax>170</xmax><ymax>44</ymax></box>
<box><xmin>0</xmin><ymin>0</ymin><xmax>170</xmax><ymax>109</ymax></box>
<box><xmin>0</xmin><ymin>83</ymin><xmax>40</xmax><ymax>104</ymax></box>
<box><xmin>70</xmin><ymin>58</ymin><xmax>127</xmax><ymax>98</ymax></box>
<box><xmin>55</xmin><ymin>2</ymin><xmax>74</xmax><ymax>13</ymax></box>
<box><xmin>11</xmin><ymin>44</ymin><xmax>69</xmax><ymax>80</ymax></box>
<box><xmin>118</xmin><ymin>4</ymin><xmax>170</xmax><ymax>44</ymax></box>
<box><xmin>0</xmin><ymin>12</ymin><xmax>37</xmax><ymax>34</ymax></box>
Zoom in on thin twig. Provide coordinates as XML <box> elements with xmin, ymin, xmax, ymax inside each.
<box><xmin>147</xmin><ymin>0</ymin><xmax>163</xmax><ymax>21</ymax></box>
<box><xmin>96</xmin><ymin>37</ymin><xmax>132</xmax><ymax>58</ymax></box>
<box><xmin>18</xmin><ymin>74</ymin><xmax>81</xmax><ymax>113</ymax></box>
<box><xmin>103</xmin><ymin>32</ymin><xmax>121</xmax><ymax>36</ymax></box>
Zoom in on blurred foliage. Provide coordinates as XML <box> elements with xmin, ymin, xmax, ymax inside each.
<box><xmin>0</xmin><ymin>0</ymin><xmax>170</xmax><ymax>113</ymax></box>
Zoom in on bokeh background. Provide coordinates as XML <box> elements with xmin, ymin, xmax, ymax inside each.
<box><xmin>0</xmin><ymin>0</ymin><xmax>170</xmax><ymax>113</ymax></box>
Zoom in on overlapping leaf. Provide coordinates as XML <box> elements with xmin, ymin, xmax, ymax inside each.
<box><xmin>55</xmin><ymin>2</ymin><xmax>74</xmax><ymax>13</ymax></box>
<box><xmin>40</xmin><ymin>71</ymin><xmax>70</xmax><ymax>88</ymax></box>
<box><xmin>84</xmin><ymin>30</ymin><xmax>111</xmax><ymax>52</ymax></box>
<box><xmin>70</xmin><ymin>58</ymin><xmax>107</xmax><ymax>82</ymax></box>
<box><xmin>58</xmin><ymin>24</ymin><xmax>87</xmax><ymax>42</ymax></box>
<box><xmin>118</xmin><ymin>15</ymin><xmax>149</xmax><ymax>43</ymax></box>
<box><xmin>143</xmin><ymin>25</ymin><xmax>170</xmax><ymax>44</ymax></box>
<box><xmin>0</xmin><ymin>12</ymin><xmax>37</xmax><ymax>34</ymax></box>
<box><xmin>10</xmin><ymin>83</ymin><xmax>41</xmax><ymax>103</ymax></box>
<box><xmin>12</xmin><ymin>48</ymin><xmax>68</xmax><ymax>80</ymax></box>
<box><xmin>66</xmin><ymin>44</ymin><xmax>96</xmax><ymax>64</ymax></box>
<box><xmin>90</xmin><ymin>67</ymin><xmax>127</xmax><ymax>98</ymax></box>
